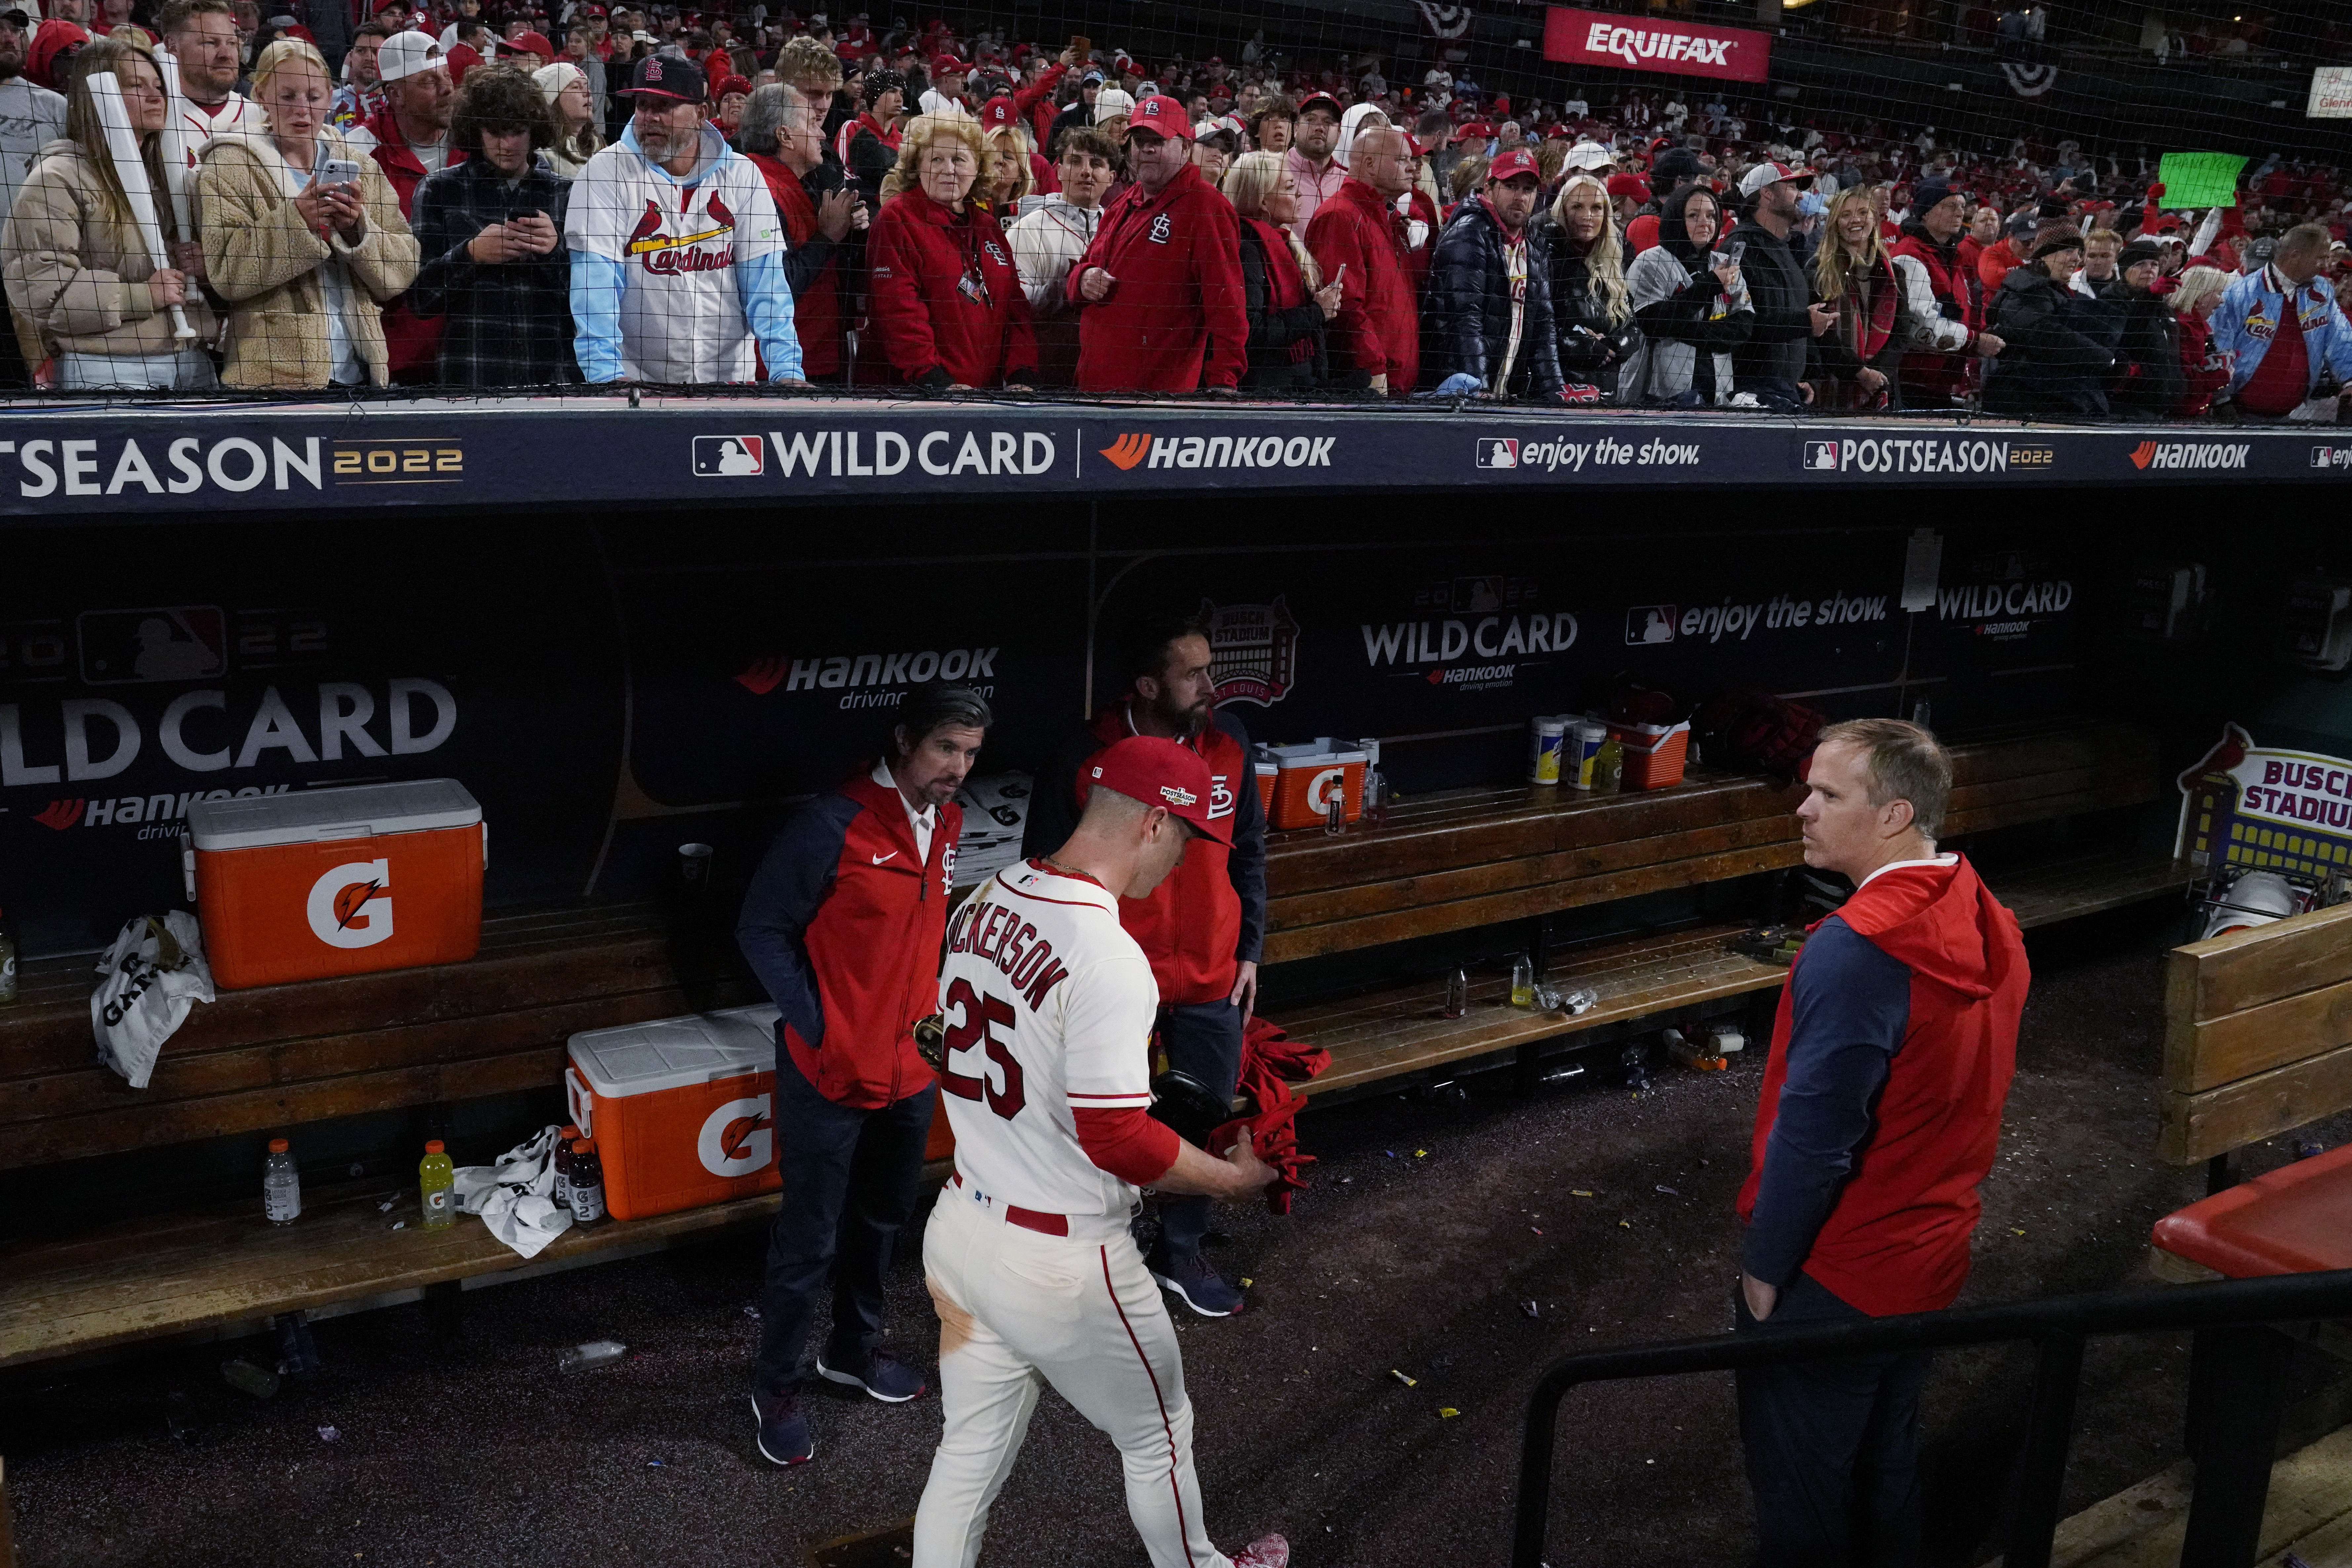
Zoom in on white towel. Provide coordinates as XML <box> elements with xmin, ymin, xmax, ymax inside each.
<box><xmin>453</xmin><ymin>1126</ymin><xmax>576</xmax><ymax>1259</ymax></box>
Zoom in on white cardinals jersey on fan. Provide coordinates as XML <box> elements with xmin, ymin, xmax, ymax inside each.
<box><xmin>937</xmin><ymin>861</ymin><xmax>1160</xmax><ymax>1220</ymax></box>
<box><xmin>564</xmin><ymin>127</ymin><xmax>786</xmax><ymax>383</ymax></box>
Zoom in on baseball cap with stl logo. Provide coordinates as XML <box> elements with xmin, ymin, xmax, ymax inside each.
<box><xmin>1128</xmin><ymin>94</ymin><xmax>1192</xmax><ymax>139</ymax></box>
<box><xmin>1079</xmin><ymin>736</ymin><xmax>1229</xmax><ymax>845</ymax></box>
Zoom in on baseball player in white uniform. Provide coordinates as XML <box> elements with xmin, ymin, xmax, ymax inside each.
<box><xmin>912</xmin><ymin>735</ymin><xmax>1288</xmax><ymax>1568</ymax></box>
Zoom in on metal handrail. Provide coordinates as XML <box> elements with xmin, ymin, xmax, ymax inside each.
<box><xmin>1513</xmin><ymin>1268</ymin><xmax>2352</xmax><ymax>1568</ymax></box>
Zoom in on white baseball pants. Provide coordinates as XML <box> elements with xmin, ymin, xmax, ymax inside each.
<box><xmin>911</xmin><ymin>1180</ymin><xmax>1232</xmax><ymax>1568</ymax></box>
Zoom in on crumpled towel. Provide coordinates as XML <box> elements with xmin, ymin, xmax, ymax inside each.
<box><xmin>1212</xmin><ymin>1016</ymin><xmax>1333</xmax><ymax>1214</ymax></box>
<box><xmin>91</xmin><ymin>912</ymin><xmax>215</xmax><ymax>1089</ymax></box>
<box><xmin>453</xmin><ymin>1126</ymin><xmax>574</xmax><ymax>1259</ymax></box>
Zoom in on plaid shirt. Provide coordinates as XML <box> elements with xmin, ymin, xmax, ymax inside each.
<box><xmin>408</xmin><ymin>156</ymin><xmax>579</xmax><ymax>388</ymax></box>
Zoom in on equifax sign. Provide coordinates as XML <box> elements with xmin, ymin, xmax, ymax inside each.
<box><xmin>1543</xmin><ymin>6</ymin><xmax>1770</xmax><ymax>83</ymax></box>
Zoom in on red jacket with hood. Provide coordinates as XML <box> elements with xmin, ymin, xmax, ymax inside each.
<box><xmin>1304</xmin><ymin>175</ymin><xmax>1421</xmax><ymax>393</ymax></box>
<box><xmin>1889</xmin><ymin>220</ymin><xmax>1985</xmax><ymax>405</ymax></box>
<box><xmin>737</xmin><ymin>767</ymin><xmax>962</xmax><ymax>1109</ymax></box>
<box><xmin>866</xmin><ymin>188</ymin><xmax>1037</xmax><ymax>389</ymax></box>
<box><xmin>1736</xmin><ymin>855</ymin><xmax>2028</xmax><ymax>1316</ymax></box>
<box><xmin>1071</xmin><ymin>161</ymin><xmax>1249</xmax><ymax>392</ymax></box>
<box><xmin>1018</xmin><ymin>700</ymin><xmax>1268</xmax><ymax>1008</ymax></box>
<box><xmin>357</xmin><ymin>101</ymin><xmax>467</xmax><ymax>379</ymax></box>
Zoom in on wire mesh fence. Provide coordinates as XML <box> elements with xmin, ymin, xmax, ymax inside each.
<box><xmin>0</xmin><ymin>0</ymin><xmax>2346</xmax><ymax>421</ymax></box>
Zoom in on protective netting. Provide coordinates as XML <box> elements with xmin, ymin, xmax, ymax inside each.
<box><xmin>0</xmin><ymin>1</ymin><xmax>2346</xmax><ymax>419</ymax></box>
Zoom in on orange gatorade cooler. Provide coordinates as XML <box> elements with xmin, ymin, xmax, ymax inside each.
<box><xmin>1254</xmin><ymin>758</ymin><xmax>1277</xmax><ymax>814</ymax></box>
<box><xmin>1268</xmin><ymin>742</ymin><xmax>1367</xmax><ymax>830</ymax></box>
<box><xmin>565</xmin><ymin>1005</ymin><xmax>785</xmax><ymax>1221</ymax></box>
<box><xmin>1609</xmin><ymin>721</ymin><xmax>1693</xmax><ymax>790</ymax></box>
<box><xmin>183</xmin><ymin>779</ymin><xmax>485</xmax><ymax>991</ymax></box>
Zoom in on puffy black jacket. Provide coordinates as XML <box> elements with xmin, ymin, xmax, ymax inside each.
<box><xmin>1420</xmin><ymin>194</ymin><xmax>1565</xmax><ymax>398</ymax></box>
<box><xmin>2109</xmin><ymin>289</ymin><xmax>2184</xmax><ymax>417</ymax></box>
<box><xmin>1984</xmin><ymin>266</ymin><xmax>2124</xmax><ymax>416</ymax></box>
<box><xmin>1237</xmin><ymin>220</ymin><xmax>1327</xmax><ymax>390</ymax></box>
<box><xmin>1530</xmin><ymin>213</ymin><xmax>1636</xmax><ymax>390</ymax></box>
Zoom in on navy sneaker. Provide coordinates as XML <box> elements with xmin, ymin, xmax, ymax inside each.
<box><xmin>815</xmin><ymin>1348</ymin><xmax>927</xmax><ymax>1403</ymax></box>
<box><xmin>1149</xmin><ymin>1250</ymin><xmax>1244</xmax><ymax>1317</ymax></box>
<box><xmin>751</xmin><ymin>1388</ymin><xmax>813</xmax><ymax>1465</ymax></box>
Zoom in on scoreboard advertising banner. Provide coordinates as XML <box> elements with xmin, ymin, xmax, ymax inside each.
<box><xmin>0</xmin><ymin>402</ymin><xmax>2344</xmax><ymax>518</ymax></box>
<box><xmin>2</xmin><ymin>512</ymin><xmax>2087</xmax><ymax>957</ymax></box>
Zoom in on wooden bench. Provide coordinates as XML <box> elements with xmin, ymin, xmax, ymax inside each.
<box><xmin>1263</xmin><ymin>722</ymin><xmax>2185</xmax><ymax>1101</ymax></box>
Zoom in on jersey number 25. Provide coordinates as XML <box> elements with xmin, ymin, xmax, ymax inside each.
<box><xmin>939</xmin><ymin>976</ymin><xmax>1027</xmax><ymax>1119</ymax></box>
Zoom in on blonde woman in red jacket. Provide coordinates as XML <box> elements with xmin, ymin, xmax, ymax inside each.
<box><xmin>865</xmin><ymin>112</ymin><xmax>1035</xmax><ymax>392</ymax></box>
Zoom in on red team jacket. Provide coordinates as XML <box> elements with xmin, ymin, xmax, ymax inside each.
<box><xmin>1071</xmin><ymin>162</ymin><xmax>1250</xmax><ymax>392</ymax></box>
<box><xmin>867</xmin><ymin>189</ymin><xmax>1037</xmax><ymax>388</ymax></box>
<box><xmin>736</xmin><ymin>768</ymin><xmax>962</xmax><ymax>1109</ymax></box>
<box><xmin>355</xmin><ymin>102</ymin><xmax>466</xmax><ymax>379</ymax></box>
<box><xmin>748</xmin><ymin>151</ymin><xmax>845</xmax><ymax>378</ymax></box>
<box><xmin>1303</xmin><ymin>176</ymin><xmax>1421</xmax><ymax>393</ymax></box>
<box><xmin>1736</xmin><ymin>857</ymin><xmax>2029</xmax><ymax>1316</ymax></box>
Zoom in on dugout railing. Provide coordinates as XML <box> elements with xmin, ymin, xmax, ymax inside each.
<box><xmin>1509</xmin><ymin>1268</ymin><xmax>2352</xmax><ymax>1568</ymax></box>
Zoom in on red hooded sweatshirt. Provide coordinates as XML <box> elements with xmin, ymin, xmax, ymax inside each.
<box><xmin>1071</xmin><ymin>160</ymin><xmax>1249</xmax><ymax>392</ymax></box>
<box><xmin>1736</xmin><ymin>855</ymin><xmax>2028</xmax><ymax>1316</ymax></box>
<box><xmin>866</xmin><ymin>188</ymin><xmax>1037</xmax><ymax>389</ymax></box>
<box><xmin>1303</xmin><ymin>176</ymin><xmax>1421</xmax><ymax>394</ymax></box>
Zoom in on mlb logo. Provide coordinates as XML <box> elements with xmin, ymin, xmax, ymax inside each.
<box><xmin>1804</xmin><ymin>441</ymin><xmax>1841</xmax><ymax>471</ymax></box>
<box><xmin>693</xmin><ymin>435</ymin><xmax>767</xmax><ymax>476</ymax></box>
<box><xmin>1625</xmin><ymin>605</ymin><xmax>1678</xmax><ymax>645</ymax></box>
<box><xmin>2313</xmin><ymin>447</ymin><xmax>2351</xmax><ymax>470</ymax></box>
<box><xmin>1475</xmin><ymin>438</ymin><xmax>1519</xmax><ymax>469</ymax></box>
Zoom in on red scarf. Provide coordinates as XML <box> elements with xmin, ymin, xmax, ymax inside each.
<box><xmin>1244</xmin><ymin>216</ymin><xmax>1314</xmax><ymax>365</ymax></box>
<box><xmin>1841</xmin><ymin>254</ymin><xmax>1901</xmax><ymax>364</ymax></box>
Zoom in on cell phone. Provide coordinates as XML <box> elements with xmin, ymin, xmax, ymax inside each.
<box><xmin>1721</xmin><ymin>238</ymin><xmax>1746</xmax><ymax>264</ymax></box>
<box><xmin>314</xmin><ymin>157</ymin><xmax>362</xmax><ymax>189</ymax></box>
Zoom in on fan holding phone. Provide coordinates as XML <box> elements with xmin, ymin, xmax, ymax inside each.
<box><xmin>194</xmin><ymin>35</ymin><xmax>417</xmax><ymax>387</ymax></box>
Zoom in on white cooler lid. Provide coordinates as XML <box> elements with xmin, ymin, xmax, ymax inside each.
<box><xmin>568</xmin><ymin>1004</ymin><xmax>780</xmax><ymax>1099</ymax></box>
<box><xmin>187</xmin><ymin>778</ymin><xmax>481</xmax><ymax>851</ymax></box>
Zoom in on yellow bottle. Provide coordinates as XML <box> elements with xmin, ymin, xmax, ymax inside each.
<box><xmin>1510</xmin><ymin>953</ymin><xmax>1536</xmax><ymax>1009</ymax></box>
<box><xmin>419</xmin><ymin>1139</ymin><xmax>456</xmax><ymax>1229</ymax></box>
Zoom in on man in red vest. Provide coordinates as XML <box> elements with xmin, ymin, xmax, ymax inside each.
<box><xmin>1735</xmin><ymin>718</ymin><xmax>2029</xmax><ymax>1568</ymax></box>
<box><xmin>1021</xmin><ymin>609</ymin><xmax>1268</xmax><ymax>1317</ymax></box>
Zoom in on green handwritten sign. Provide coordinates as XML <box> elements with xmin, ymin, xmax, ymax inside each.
<box><xmin>2157</xmin><ymin>152</ymin><xmax>2248</xmax><ymax>209</ymax></box>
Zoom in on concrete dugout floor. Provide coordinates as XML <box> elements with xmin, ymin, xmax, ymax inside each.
<box><xmin>7</xmin><ymin>905</ymin><xmax>2349</xmax><ymax>1568</ymax></box>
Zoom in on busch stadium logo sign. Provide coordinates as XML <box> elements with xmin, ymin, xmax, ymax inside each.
<box><xmin>1200</xmin><ymin>598</ymin><xmax>1299</xmax><ymax>708</ymax></box>
<box><xmin>2176</xmin><ymin>723</ymin><xmax>2352</xmax><ymax>881</ymax></box>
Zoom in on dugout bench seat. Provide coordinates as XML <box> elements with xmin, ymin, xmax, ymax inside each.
<box><xmin>0</xmin><ymin>719</ymin><xmax>2185</xmax><ymax>1375</ymax></box>
<box><xmin>1262</xmin><ymin>720</ymin><xmax>2189</xmax><ymax>1101</ymax></box>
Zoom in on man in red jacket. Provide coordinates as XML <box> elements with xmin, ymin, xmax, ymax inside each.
<box><xmin>347</xmin><ymin>31</ymin><xmax>463</xmax><ymax>382</ymax></box>
<box><xmin>738</xmin><ymin>684</ymin><xmax>989</xmax><ymax>1468</ymax></box>
<box><xmin>1019</xmin><ymin>610</ymin><xmax>1268</xmax><ymax>1317</ymax></box>
<box><xmin>1069</xmin><ymin>93</ymin><xmax>1248</xmax><ymax>394</ymax></box>
<box><xmin>1305</xmin><ymin>122</ymin><xmax>1420</xmax><ymax>394</ymax></box>
<box><xmin>1734</xmin><ymin>718</ymin><xmax>2029</xmax><ymax>1568</ymax></box>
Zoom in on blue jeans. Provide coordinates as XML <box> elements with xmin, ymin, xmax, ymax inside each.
<box><xmin>1150</xmin><ymin>998</ymin><xmax>1244</xmax><ymax>1262</ymax></box>
<box><xmin>753</xmin><ymin>1047</ymin><xmax>936</xmax><ymax>1393</ymax></box>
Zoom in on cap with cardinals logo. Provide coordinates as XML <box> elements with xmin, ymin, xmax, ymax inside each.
<box><xmin>622</xmin><ymin>51</ymin><xmax>705</xmax><ymax>101</ymax></box>
<box><xmin>1486</xmin><ymin>147</ymin><xmax>1539</xmax><ymax>184</ymax></box>
<box><xmin>979</xmin><ymin>94</ymin><xmax>1017</xmax><ymax>129</ymax></box>
<box><xmin>1079</xmin><ymin>736</ymin><xmax>1229</xmax><ymax>845</ymax></box>
<box><xmin>1128</xmin><ymin>94</ymin><xmax>1192</xmax><ymax>139</ymax></box>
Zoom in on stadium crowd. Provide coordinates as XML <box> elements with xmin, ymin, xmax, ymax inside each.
<box><xmin>1</xmin><ymin>0</ymin><xmax>2348</xmax><ymax>416</ymax></box>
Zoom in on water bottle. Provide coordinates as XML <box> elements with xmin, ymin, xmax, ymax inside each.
<box><xmin>1442</xmin><ymin>968</ymin><xmax>1469</xmax><ymax>1020</ymax></box>
<box><xmin>1510</xmin><ymin>954</ymin><xmax>1536</xmax><ymax>1008</ymax></box>
<box><xmin>419</xmin><ymin>1139</ymin><xmax>455</xmax><ymax>1229</ymax></box>
<box><xmin>558</xmin><ymin>1339</ymin><xmax>627</xmax><ymax>1372</ymax></box>
<box><xmin>263</xmin><ymin>1137</ymin><xmax>301</xmax><ymax>1225</ymax></box>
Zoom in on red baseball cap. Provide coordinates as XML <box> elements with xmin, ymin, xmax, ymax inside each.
<box><xmin>1295</xmin><ymin>90</ymin><xmax>1341</xmax><ymax>121</ymax></box>
<box><xmin>980</xmin><ymin>93</ymin><xmax>1017</xmax><ymax>129</ymax></box>
<box><xmin>933</xmin><ymin>53</ymin><xmax>967</xmax><ymax>74</ymax></box>
<box><xmin>1128</xmin><ymin>93</ymin><xmax>1192</xmax><ymax>139</ymax></box>
<box><xmin>508</xmin><ymin>28</ymin><xmax>553</xmax><ymax>58</ymax></box>
<box><xmin>1487</xmin><ymin>147</ymin><xmax>1539</xmax><ymax>184</ymax></box>
<box><xmin>1606</xmin><ymin>172</ymin><xmax>1650</xmax><ymax>200</ymax></box>
<box><xmin>1080</xmin><ymin>737</ymin><xmax>1230</xmax><ymax>846</ymax></box>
